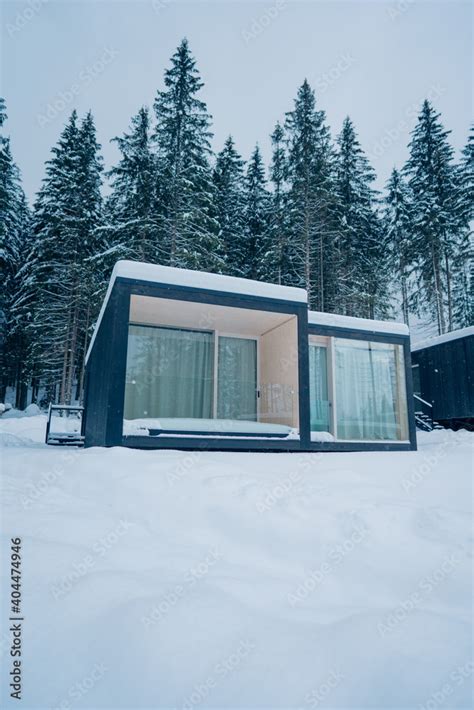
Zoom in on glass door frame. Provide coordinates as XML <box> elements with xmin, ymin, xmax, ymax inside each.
<box><xmin>308</xmin><ymin>335</ymin><xmax>335</xmax><ymax>436</ymax></box>
<box><xmin>213</xmin><ymin>331</ymin><xmax>260</xmax><ymax>421</ymax></box>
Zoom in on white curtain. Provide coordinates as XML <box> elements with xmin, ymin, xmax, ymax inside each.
<box><xmin>335</xmin><ymin>339</ymin><xmax>401</xmax><ymax>440</ymax></box>
<box><xmin>217</xmin><ymin>337</ymin><xmax>257</xmax><ymax>421</ymax></box>
<box><xmin>124</xmin><ymin>325</ymin><xmax>214</xmax><ymax>420</ymax></box>
<box><xmin>309</xmin><ymin>345</ymin><xmax>330</xmax><ymax>432</ymax></box>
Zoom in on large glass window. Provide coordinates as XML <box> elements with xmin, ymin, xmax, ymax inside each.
<box><xmin>309</xmin><ymin>345</ymin><xmax>330</xmax><ymax>432</ymax></box>
<box><xmin>124</xmin><ymin>325</ymin><xmax>214</xmax><ymax>421</ymax></box>
<box><xmin>217</xmin><ymin>337</ymin><xmax>257</xmax><ymax>421</ymax></box>
<box><xmin>334</xmin><ymin>339</ymin><xmax>408</xmax><ymax>441</ymax></box>
<box><xmin>122</xmin><ymin>295</ymin><xmax>301</xmax><ymax>438</ymax></box>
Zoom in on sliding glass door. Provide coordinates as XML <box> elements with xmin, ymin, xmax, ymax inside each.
<box><xmin>124</xmin><ymin>327</ymin><xmax>258</xmax><ymax>425</ymax></box>
<box><xmin>124</xmin><ymin>325</ymin><xmax>214</xmax><ymax>420</ymax></box>
<box><xmin>217</xmin><ymin>336</ymin><xmax>257</xmax><ymax>421</ymax></box>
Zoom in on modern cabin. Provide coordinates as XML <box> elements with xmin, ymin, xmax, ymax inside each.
<box><xmin>83</xmin><ymin>261</ymin><xmax>417</xmax><ymax>452</ymax></box>
<box><xmin>411</xmin><ymin>327</ymin><xmax>474</xmax><ymax>430</ymax></box>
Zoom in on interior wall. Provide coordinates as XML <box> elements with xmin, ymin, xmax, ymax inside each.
<box><xmin>259</xmin><ymin>317</ymin><xmax>299</xmax><ymax>428</ymax></box>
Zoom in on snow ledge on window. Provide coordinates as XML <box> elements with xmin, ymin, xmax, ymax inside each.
<box><xmin>308</xmin><ymin>310</ymin><xmax>409</xmax><ymax>336</ymax></box>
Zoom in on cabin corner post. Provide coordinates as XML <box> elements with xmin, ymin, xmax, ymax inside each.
<box><xmin>404</xmin><ymin>337</ymin><xmax>418</xmax><ymax>451</ymax></box>
<box><xmin>297</xmin><ymin>305</ymin><xmax>311</xmax><ymax>451</ymax></box>
<box><xmin>105</xmin><ymin>281</ymin><xmax>131</xmax><ymax>447</ymax></box>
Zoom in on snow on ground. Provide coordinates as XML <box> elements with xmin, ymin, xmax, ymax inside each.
<box><xmin>0</xmin><ymin>415</ymin><xmax>473</xmax><ymax>709</ymax></box>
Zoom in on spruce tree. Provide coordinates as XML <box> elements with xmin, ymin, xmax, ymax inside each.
<box><xmin>0</xmin><ymin>98</ymin><xmax>31</xmax><ymax>406</ymax></box>
<box><xmin>26</xmin><ymin>110</ymin><xmax>103</xmax><ymax>404</ymax></box>
<box><xmin>263</xmin><ymin>122</ymin><xmax>291</xmax><ymax>285</ymax></box>
<box><xmin>404</xmin><ymin>101</ymin><xmax>461</xmax><ymax>333</ymax></box>
<box><xmin>459</xmin><ymin>125</ymin><xmax>474</xmax><ymax>222</ymax></box>
<box><xmin>335</xmin><ymin>117</ymin><xmax>387</xmax><ymax>319</ymax></box>
<box><xmin>242</xmin><ymin>145</ymin><xmax>270</xmax><ymax>280</ymax></box>
<box><xmin>284</xmin><ymin>80</ymin><xmax>338</xmax><ymax>309</ymax></box>
<box><xmin>452</xmin><ymin>126</ymin><xmax>473</xmax><ymax>327</ymax></box>
<box><xmin>383</xmin><ymin>168</ymin><xmax>414</xmax><ymax>324</ymax></box>
<box><xmin>107</xmin><ymin>107</ymin><xmax>163</xmax><ymax>263</ymax></box>
<box><xmin>153</xmin><ymin>38</ymin><xmax>221</xmax><ymax>271</ymax></box>
<box><xmin>213</xmin><ymin>136</ymin><xmax>246</xmax><ymax>275</ymax></box>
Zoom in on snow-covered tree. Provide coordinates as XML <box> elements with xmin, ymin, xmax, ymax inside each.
<box><xmin>242</xmin><ymin>145</ymin><xmax>270</xmax><ymax>280</ymax></box>
<box><xmin>153</xmin><ymin>38</ymin><xmax>221</xmax><ymax>271</ymax></box>
<box><xmin>284</xmin><ymin>80</ymin><xmax>338</xmax><ymax>309</ymax></box>
<box><xmin>213</xmin><ymin>136</ymin><xmax>246</xmax><ymax>274</ymax></box>
<box><xmin>451</xmin><ymin>125</ymin><xmax>474</xmax><ymax>328</ymax></box>
<box><xmin>0</xmin><ymin>97</ymin><xmax>5</xmax><ymax>123</ymax></box>
<box><xmin>25</xmin><ymin>111</ymin><xmax>104</xmax><ymax>404</ymax></box>
<box><xmin>0</xmin><ymin>101</ymin><xmax>25</xmax><ymax>316</ymax></box>
<box><xmin>263</xmin><ymin>122</ymin><xmax>291</xmax><ymax>285</ymax></box>
<box><xmin>404</xmin><ymin>101</ymin><xmax>462</xmax><ymax>333</ymax></box>
<box><xmin>458</xmin><ymin>125</ymin><xmax>474</xmax><ymax>222</ymax></box>
<box><xmin>335</xmin><ymin>116</ymin><xmax>388</xmax><ymax>319</ymax></box>
<box><xmin>0</xmin><ymin>98</ymin><xmax>32</xmax><ymax>406</ymax></box>
<box><xmin>107</xmin><ymin>107</ymin><xmax>164</xmax><ymax>264</ymax></box>
<box><xmin>383</xmin><ymin>168</ymin><xmax>414</xmax><ymax>324</ymax></box>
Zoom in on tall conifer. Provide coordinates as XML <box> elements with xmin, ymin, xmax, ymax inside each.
<box><xmin>404</xmin><ymin>101</ymin><xmax>460</xmax><ymax>333</ymax></box>
<box><xmin>213</xmin><ymin>136</ymin><xmax>246</xmax><ymax>275</ymax></box>
<box><xmin>153</xmin><ymin>39</ymin><xmax>221</xmax><ymax>271</ymax></box>
<box><xmin>242</xmin><ymin>145</ymin><xmax>270</xmax><ymax>280</ymax></box>
<box><xmin>285</xmin><ymin>80</ymin><xmax>337</xmax><ymax>309</ymax></box>
<box><xmin>26</xmin><ymin>111</ymin><xmax>103</xmax><ymax>403</ymax></box>
<box><xmin>335</xmin><ymin>117</ymin><xmax>387</xmax><ymax>318</ymax></box>
<box><xmin>383</xmin><ymin>168</ymin><xmax>414</xmax><ymax>324</ymax></box>
<box><xmin>107</xmin><ymin>107</ymin><xmax>163</xmax><ymax>263</ymax></box>
<box><xmin>264</xmin><ymin>122</ymin><xmax>291</xmax><ymax>285</ymax></box>
<box><xmin>0</xmin><ymin>98</ymin><xmax>31</xmax><ymax>405</ymax></box>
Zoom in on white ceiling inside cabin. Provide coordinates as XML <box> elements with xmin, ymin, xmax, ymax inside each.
<box><xmin>129</xmin><ymin>295</ymin><xmax>294</xmax><ymax>337</ymax></box>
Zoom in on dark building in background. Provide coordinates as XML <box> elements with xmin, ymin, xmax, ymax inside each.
<box><xmin>411</xmin><ymin>327</ymin><xmax>474</xmax><ymax>430</ymax></box>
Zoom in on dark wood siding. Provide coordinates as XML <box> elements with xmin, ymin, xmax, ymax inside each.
<box><xmin>411</xmin><ymin>334</ymin><xmax>474</xmax><ymax>422</ymax></box>
<box><xmin>83</xmin><ymin>283</ymin><xmax>130</xmax><ymax>446</ymax></box>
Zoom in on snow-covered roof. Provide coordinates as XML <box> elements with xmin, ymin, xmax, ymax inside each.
<box><xmin>308</xmin><ymin>310</ymin><xmax>409</xmax><ymax>336</ymax></box>
<box><xmin>411</xmin><ymin>325</ymin><xmax>474</xmax><ymax>352</ymax></box>
<box><xmin>113</xmin><ymin>260</ymin><xmax>307</xmax><ymax>302</ymax></box>
<box><xmin>86</xmin><ymin>261</ymin><xmax>307</xmax><ymax>362</ymax></box>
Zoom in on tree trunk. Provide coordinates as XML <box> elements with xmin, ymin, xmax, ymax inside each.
<box><xmin>65</xmin><ymin>302</ymin><xmax>79</xmax><ymax>405</ymax></box>
<box><xmin>78</xmin><ymin>305</ymin><xmax>90</xmax><ymax>405</ymax></box>
<box><xmin>432</xmin><ymin>246</ymin><xmax>445</xmax><ymax>334</ymax></box>
<box><xmin>60</xmin><ymin>337</ymin><xmax>69</xmax><ymax>404</ymax></box>
<box><xmin>445</xmin><ymin>250</ymin><xmax>453</xmax><ymax>331</ymax></box>
<box><xmin>401</xmin><ymin>275</ymin><xmax>409</xmax><ymax>325</ymax></box>
<box><xmin>319</xmin><ymin>229</ymin><xmax>324</xmax><ymax>312</ymax></box>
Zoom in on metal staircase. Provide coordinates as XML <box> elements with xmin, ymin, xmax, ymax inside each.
<box><xmin>414</xmin><ymin>394</ymin><xmax>443</xmax><ymax>432</ymax></box>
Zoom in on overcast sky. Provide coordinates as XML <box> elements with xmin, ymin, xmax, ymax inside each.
<box><xmin>1</xmin><ymin>0</ymin><xmax>472</xmax><ymax>200</ymax></box>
